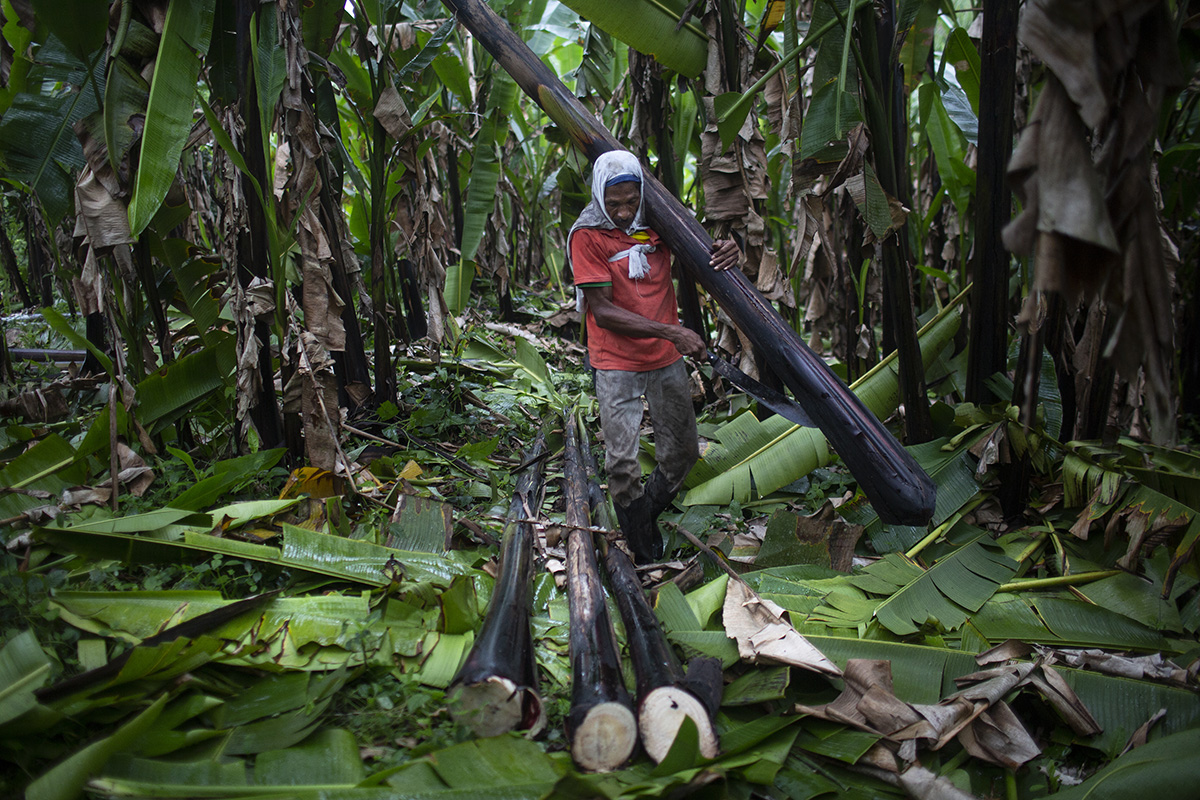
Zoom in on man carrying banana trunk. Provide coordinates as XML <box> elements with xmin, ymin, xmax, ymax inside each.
<box><xmin>569</xmin><ymin>150</ymin><xmax>740</xmax><ymax>564</ymax></box>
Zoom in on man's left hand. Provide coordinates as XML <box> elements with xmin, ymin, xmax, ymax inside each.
<box><xmin>709</xmin><ymin>239</ymin><xmax>741</xmax><ymax>271</ymax></box>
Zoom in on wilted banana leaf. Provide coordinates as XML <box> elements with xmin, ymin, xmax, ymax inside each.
<box><xmin>684</xmin><ymin>300</ymin><xmax>961</xmax><ymax>507</ymax></box>
<box><xmin>796</xmin><ymin>634</ymin><xmax>1200</xmax><ymax>756</ymax></box>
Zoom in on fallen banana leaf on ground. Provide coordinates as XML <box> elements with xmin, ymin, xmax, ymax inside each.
<box><xmin>35</xmin><ymin>520</ymin><xmax>472</xmax><ymax>587</ymax></box>
<box><xmin>50</xmin><ymin>590</ymin><xmax>431</xmax><ymax>671</ymax></box>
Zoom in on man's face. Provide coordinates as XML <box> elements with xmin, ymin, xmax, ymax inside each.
<box><xmin>604</xmin><ymin>182</ymin><xmax>641</xmax><ymax>230</ymax></box>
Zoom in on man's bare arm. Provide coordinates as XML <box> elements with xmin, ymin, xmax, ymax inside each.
<box><xmin>581</xmin><ymin>285</ymin><xmax>706</xmax><ymax>359</ymax></box>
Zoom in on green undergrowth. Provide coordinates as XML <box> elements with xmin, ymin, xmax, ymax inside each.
<box><xmin>2</xmin><ymin>313</ymin><xmax>1200</xmax><ymax>800</ymax></box>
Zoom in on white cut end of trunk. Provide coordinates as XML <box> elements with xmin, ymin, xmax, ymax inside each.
<box><xmin>570</xmin><ymin>701</ymin><xmax>638</xmax><ymax>772</ymax></box>
<box><xmin>449</xmin><ymin>676</ymin><xmax>544</xmax><ymax>738</ymax></box>
<box><xmin>639</xmin><ymin>686</ymin><xmax>719</xmax><ymax>763</ymax></box>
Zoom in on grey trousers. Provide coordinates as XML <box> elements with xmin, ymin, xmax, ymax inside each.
<box><xmin>595</xmin><ymin>360</ymin><xmax>699</xmax><ymax>508</ymax></box>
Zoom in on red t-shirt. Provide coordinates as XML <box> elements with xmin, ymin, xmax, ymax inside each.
<box><xmin>571</xmin><ymin>227</ymin><xmax>681</xmax><ymax>372</ymax></box>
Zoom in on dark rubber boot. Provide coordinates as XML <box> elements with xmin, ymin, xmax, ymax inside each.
<box><xmin>642</xmin><ymin>469</ymin><xmax>678</xmax><ymax>520</ymax></box>
<box><xmin>614</xmin><ymin>494</ymin><xmax>662</xmax><ymax>564</ymax></box>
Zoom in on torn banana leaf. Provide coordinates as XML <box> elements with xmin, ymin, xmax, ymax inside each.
<box><xmin>845</xmin><ymin>532</ymin><xmax>1019</xmax><ymax>636</ymax></box>
<box><xmin>93</xmin><ymin>728</ymin><xmax>366</xmax><ymax>798</ymax></box>
<box><xmin>51</xmin><ymin>591</ymin><xmax>432</xmax><ymax>670</ymax></box>
<box><xmin>36</xmin><ymin>520</ymin><xmax>472</xmax><ymax>587</ymax></box>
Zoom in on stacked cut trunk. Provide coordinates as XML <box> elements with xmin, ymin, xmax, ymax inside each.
<box><xmin>563</xmin><ymin>412</ymin><xmax>638</xmax><ymax>771</ymax></box>
<box><xmin>449</xmin><ymin>415</ymin><xmax>720</xmax><ymax>769</ymax></box>
<box><xmin>448</xmin><ymin>432</ymin><xmax>548</xmax><ymax>737</ymax></box>
<box><xmin>570</xmin><ymin>412</ymin><xmax>721</xmax><ymax>767</ymax></box>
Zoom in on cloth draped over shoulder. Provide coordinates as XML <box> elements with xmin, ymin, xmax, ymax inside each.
<box><xmin>568</xmin><ymin>152</ymin><xmax>657</xmax><ymax>313</ymax></box>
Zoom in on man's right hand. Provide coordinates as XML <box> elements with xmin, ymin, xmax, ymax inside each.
<box><xmin>667</xmin><ymin>325</ymin><xmax>707</xmax><ymax>360</ymax></box>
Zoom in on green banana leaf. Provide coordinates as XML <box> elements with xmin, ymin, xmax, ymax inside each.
<box><xmin>459</xmin><ymin>82</ymin><xmax>512</xmax><ymax>264</ymax></box>
<box><xmin>1049</xmin><ymin>730</ymin><xmax>1200</xmax><ymax>794</ymax></box>
<box><xmin>94</xmin><ymin>728</ymin><xmax>366</xmax><ymax>797</ymax></box>
<box><xmin>557</xmin><ymin>0</ymin><xmax>707</xmax><ymax>78</ymax></box>
<box><xmin>300</xmin><ymin>0</ymin><xmax>347</xmax><ymax>58</ymax></box>
<box><xmin>684</xmin><ymin>295</ymin><xmax>961</xmax><ymax>506</ymax></box>
<box><xmin>942</xmin><ymin>27</ymin><xmax>981</xmax><ymax>116</ymax></box>
<box><xmin>51</xmin><ymin>590</ymin><xmax>431</xmax><ymax>671</ymax></box>
<box><xmin>103</xmin><ymin>57</ymin><xmax>150</xmax><ymax>174</ymax></box>
<box><xmin>838</xmin><ymin>436</ymin><xmax>984</xmax><ymax>553</ymax></box>
<box><xmin>819</xmin><ymin>532</ymin><xmax>1018</xmax><ymax>636</ymax></box>
<box><xmin>134</xmin><ymin>339</ymin><xmax>235</xmax><ymax>434</ymax></box>
<box><xmin>0</xmin><ymin>36</ymin><xmax>100</xmax><ymax>222</ymax></box>
<box><xmin>0</xmin><ymin>433</ymin><xmax>87</xmax><ymax>520</ymax></box>
<box><xmin>917</xmin><ymin>81</ymin><xmax>975</xmax><ymax>215</ymax></box>
<box><xmin>128</xmin><ymin>0</ymin><xmax>216</xmax><ymax>236</ymax></box>
<box><xmin>35</xmin><ymin>518</ymin><xmax>472</xmax><ymax>588</ymax></box>
<box><xmin>40</xmin><ymin>305</ymin><xmax>113</xmax><ymax>375</ymax></box>
<box><xmin>167</xmin><ymin>449</ymin><xmax>286</xmax><ymax>511</ymax></box>
<box><xmin>0</xmin><ymin>631</ymin><xmax>53</xmax><ymax>728</ymax></box>
<box><xmin>29</xmin><ymin>0</ymin><xmax>106</xmax><ymax>60</ymax></box>
<box><xmin>25</xmin><ymin>694</ymin><xmax>168</xmax><ymax>800</ymax></box>
<box><xmin>251</xmin><ymin>4</ymin><xmax>285</xmax><ymax>153</ymax></box>
<box><xmin>1062</xmin><ymin>670</ymin><xmax>1200</xmax><ymax>757</ymax></box>
<box><xmin>963</xmin><ymin>593</ymin><xmax>1172</xmax><ymax>652</ymax></box>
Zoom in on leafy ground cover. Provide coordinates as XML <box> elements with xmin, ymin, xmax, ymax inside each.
<box><xmin>2</xmin><ymin>294</ymin><xmax>1199</xmax><ymax>800</ymax></box>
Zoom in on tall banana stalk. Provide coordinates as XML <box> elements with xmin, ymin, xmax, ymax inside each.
<box><xmin>438</xmin><ymin>0</ymin><xmax>936</xmax><ymax>526</ymax></box>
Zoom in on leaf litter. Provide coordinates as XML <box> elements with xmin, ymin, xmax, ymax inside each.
<box><xmin>2</xmin><ymin>316</ymin><xmax>1199</xmax><ymax>800</ymax></box>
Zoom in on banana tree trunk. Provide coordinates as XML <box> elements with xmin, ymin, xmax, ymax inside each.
<box><xmin>448</xmin><ymin>431</ymin><xmax>548</xmax><ymax>737</ymax></box>
<box><xmin>564</xmin><ymin>412</ymin><xmax>637</xmax><ymax>772</ymax></box>
<box><xmin>440</xmin><ymin>0</ymin><xmax>936</xmax><ymax>526</ymax></box>
<box><xmin>236</xmin><ymin>0</ymin><xmax>285</xmax><ymax>451</ymax></box>
<box><xmin>967</xmin><ymin>0</ymin><xmax>1018</xmax><ymax>404</ymax></box>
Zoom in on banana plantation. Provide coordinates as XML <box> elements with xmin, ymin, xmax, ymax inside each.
<box><xmin>2</xmin><ymin>0</ymin><xmax>1200</xmax><ymax>797</ymax></box>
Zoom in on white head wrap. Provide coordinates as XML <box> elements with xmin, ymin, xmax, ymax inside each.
<box><xmin>568</xmin><ymin>151</ymin><xmax>656</xmax><ymax>314</ymax></box>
